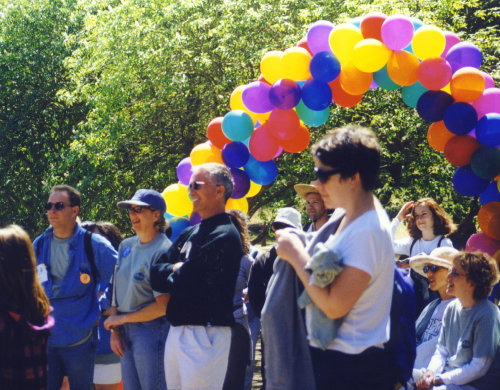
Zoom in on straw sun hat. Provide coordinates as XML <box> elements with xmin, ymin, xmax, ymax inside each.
<box><xmin>409</xmin><ymin>247</ymin><xmax>459</xmax><ymax>278</ymax></box>
<box><xmin>294</xmin><ymin>182</ymin><xmax>319</xmax><ymax>200</ymax></box>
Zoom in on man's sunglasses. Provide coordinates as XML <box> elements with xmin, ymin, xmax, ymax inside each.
<box><xmin>188</xmin><ymin>181</ymin><xmax>206</xmax><ymax>191</ymax></box>
<box><xmin>128</xmin><ymin>206</ymin><xmax>153</xmax><ymax>214</ymax></box>
<box><xmin>423</xmin><ymin>264</ymin><xmax>445</xmax><ymax>273</ymax></box>
<box><xmin>314</xmin><ymin>167</ymin><xmax>342</xmax><ymax>184</ymax></box>
<box><xmin>45</xmin><ymin>202</ymin><xmax>72</xmax><ymax>211</ymax></box>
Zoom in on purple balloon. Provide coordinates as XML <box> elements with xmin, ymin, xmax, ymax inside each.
<box><xmin>230</xmin><ymin>168</ymin><xmax>251</xmax><ymax>199</ymax></box>
<box><xmin>222</xmin><ymin>142</ymin><xmax>250</xmax><ymax>168</ymax></box>
<box><xmin>176</xmin><ymin>157</ymin><xmax>192</xmax><ymax>185</ymax></box>
<box><xmin>242</xmin><ymin>81</ymin><xmax>273</xmax><ymax>113</ymax></box>
<box><xmin>441</xmin><ymin>31</ymin><xmax>461</xmax><ymax>59</ymax></box>
<box><xmin>306</xmin><ymin>20</ymin><xmax>335</xmax><ymax>55</ymax></box>
<box><xmin>446</xmin><ymin>42</ymin><xmax>482</xmax><ymax>74</ymax></box>
<box><xmin>381</xmin><ymin>15</ymin><xmax>414</xmax><ymax>51</ymax></box>
<box><xmin>417</xmin><ymin>91</ymin><xmax>455</xmax><ymax>122</ymax></box>
<box><xmin>269</xmin><ymin>79</ymin><xmax>301</xmax><ymax>110</ymax></box>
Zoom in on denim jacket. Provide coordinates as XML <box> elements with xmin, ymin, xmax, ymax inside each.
<box><xmin>33</xmin><ymin>224</ymin><xmax>117</xmax><ymax>347</ymax></box>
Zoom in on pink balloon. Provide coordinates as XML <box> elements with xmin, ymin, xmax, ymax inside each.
<box><xmin>481</xmin><ymin>71</ymin><xmax>495</xmax><ymax>89</ymax></box>
<box><xmin>418</xmin><ymin>58</ymin><xmax>452</xmax><ymax>91</ymax></box>
<box><xmin>473</xmin><ymin>88</ymin><xmax>500</xmax><ymax>119</ymax></box>
<box><xmin>441</xmin><ymin>31</ymin><xmax>461</xmax><ymax>59</ymax></box>
<box><xmin>381</xmin><ymin>15</ymin><xmax>414</xmax><ymax>50</ymax></box>
<box><xmin>466</xmin><ymin>232</ymin><xmax>500</xmax><ymax>257</ymax></box>
<box><xmin>249</xmin><ymin>123</ymin><xmax>280</xmax><ymax>161</ymax></box>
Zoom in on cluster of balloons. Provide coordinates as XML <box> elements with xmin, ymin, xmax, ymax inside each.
<box><xmin>160</xmin><ymin>12</ymin><xmax>500</xmax><ymax>249</ymax></box>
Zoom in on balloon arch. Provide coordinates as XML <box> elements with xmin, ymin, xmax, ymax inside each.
<box><xmin>162</xmin><ymin>12</ymin><xmax>500</xmax><ymax>256</ymax></box>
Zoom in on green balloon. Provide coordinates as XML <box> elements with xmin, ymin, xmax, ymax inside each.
<box><xmin>295</xmin><ymin>100</ymin><xmax>329</xmax><ymax>127</ymax></box>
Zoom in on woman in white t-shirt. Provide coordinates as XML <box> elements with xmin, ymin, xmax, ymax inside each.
<box><xmin>276</xmin><ymin>125</ymin><xmax>394</xmax><ymax>390</ymax></box>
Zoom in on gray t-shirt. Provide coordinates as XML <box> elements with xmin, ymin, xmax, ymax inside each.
<box><xmin>50</xmin><ymin>235</ymin><xmax>71</xmax><ymax>294</ymax></box>
<box><xmin>114</xmin><ymin>234</ymin><xmax>171</xmax><ymax>313</ymax></box>
<box><xmin>439</xmin><ymin>299</ymin><xmax>500</xmax><ymax>389</ymax></box>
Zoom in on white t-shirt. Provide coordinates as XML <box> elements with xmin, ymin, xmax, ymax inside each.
<box><xmin>306</xmin><ymin>208</ymin><xmax>394</xmax><ymax>354</ymax></box>
<box><xmin>391</xmin><ymin>219</ymin><xmax>453</xmax><ymax>257</ymax></box>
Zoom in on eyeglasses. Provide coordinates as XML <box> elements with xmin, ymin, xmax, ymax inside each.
<box><xmin>45</xmin><ymin>202</ymin><xmax>72</xmax><ymax>211</ymax></box>
<box><xmin>449</xmin><ymin>269</ymin><xmax>466</xmax><ymax>278</ymax></box>
<box><xmin>128</xmin><ymin>206</ymin><xmax>153</xmax><ymax>214</ymax></box>
<box><xmin>314</xmin><ymin>167</ymin><xmax>342</xmax><ymax>184</ymax></box>
<box><xmin>423</xmin><ymin>264</ymin><xmax>444</xmax><ymax>273</ymax></box>
<box><xmin>188</xmin><ymin>181</ymin><xmax>223</xmax><ymax>191</ymax></box>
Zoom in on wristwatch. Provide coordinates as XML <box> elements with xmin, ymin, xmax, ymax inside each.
<box><xmin>433</xmin><ymin>375</ymin><xmax>444</xmax><ymax>386</ymax></box>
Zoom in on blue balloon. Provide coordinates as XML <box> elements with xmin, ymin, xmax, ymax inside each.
<box><xmin>230</xmin><ymin>168</ymin><xmax>251</xmax><ymax>199</ymax></box>
<box><xmin>453</xmin><ymin>165</ymin><xmax>490</xmax><ymax>197</ymax></box>
<box><xmin>310</xmin><ymin>51</ymin><xmax>341</xmax><ymax>83</ymax></box>
<box><xmin>476</xmin><ymin>113</ymin><xmax>500</xmax><ymax>146</ymax></box>
<box><xmin>443</xmin><ymin>103</ymin><xmax>478</xmax><ymax>135</ymax></box>
<box><xmin>410</xmin><ymin>17</ymin><xmax>424</xmax><ymax>31</ymax></box>
<box><xmin>243</xmin><ymin>155</ymin><xmax>278</xmax><ymax>185</ymax></box>
<box><xmin>350</xmin><ymin>16</ymin><xmax>362</xmax><ymax>28</ymax></box>
<box><xmin>373</xmin><ymin>66</ymin><xmax>400</xmax><ymax>91</ymax></box>
<box><xmin>269</xmin><ymin>79</ymin><xmax>301</xmax><ymax>110</ymax></box>
<box><xmin>470</xmin><ymin>146</ymin><xmax>500</xmax><ymax>180</ymax></box>
<box><xmin>295</xmin><ymin>100</ymin><xmax>329</xmax><ymax>127</ymax></box>
<box><xmin>222</xmin><ymin>110</ymin><xmax>254</xmax><ymax>141</ymax></box>
<box><xmin>480</xmin><ymin>181</ymin><xmax>500</xmax><ymax>205</ymax></box>
<box><xmin>401</xmin><ymin>81</ymin><xmax>428</xmax><ymax>108</ymax></box>
<box><xmin>417</xmin><ymin>91</ymin><xmax>455</xmax><ymax>122</ymax></box>
<box><xmin>222</xmin><ymin>142</ymin><xmax>250</xmax><ymax>168</ymax></box>
<box><xmin>301</xmin><ymin>79</ymin><xmax>332</xmax><ymax>111</ymax></box>
<box><xmin>169</xmin><ymin>217</ymin><xmax>191</xmax><ymax>242</ymax></box>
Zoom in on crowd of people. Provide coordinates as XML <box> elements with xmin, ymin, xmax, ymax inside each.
<box><xmin>1</xmin><ymin>125</ymin><xmax>499</xmax><ymax>390</ymax></box>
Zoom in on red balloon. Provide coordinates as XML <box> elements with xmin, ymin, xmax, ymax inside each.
<box><xmin>418</xmin><ymin>58</ymin><xmax>452</xmax><ymax>91</ymax></box>
<box><xmin>360</xmin><ymin>12</ymin><xmax>387</xmax><ymax>41</ymax></box>
<box><xmin>279</xmin><ymin>124</ymin><xmax>310</xmax><ymax>153</ymax></box>
<box><xmin>266</xmin><ymin>108</ymin><xmax>301</xmax><ymax>141</ymax></box>
<box><xmin>297</xmin><ymin>37</ymin><xmax>313</xmax><ymax>56</ymax></box>
<box><xmin>329</xmin><ymin>78</ymin><xmax>363</xmax><ymax>108</ymax></box>
<box><xmin>249</xmin><ymin>123</ymin><xmax>279</xmax><ymax>161</ymax></box>
<box><xmin>443</xmin><ymin>135</ymin><xmax>480</xmax><ymax>166</ymax></box>
<box><xmin>207</xmin><ymin>117</ymin><xmax>231</xmax><ymax>149</ymax></box>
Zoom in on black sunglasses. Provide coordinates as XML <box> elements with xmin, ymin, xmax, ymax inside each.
<box><xmin>128</xmin><ymin>205</ymin><xmax>153</xmax><ymax>214</ymax></box>
<box><xmin>188</xmin><ymin>181</ymin><xmax>206</xmax><ymax>191</ymax></box>
<box><xmin>423</xmin><ymin>264</ymin><xmax>444</xmax><ymax>273</ymax></box>
<box><xmin>45</xmin><ymin>201</ymin><xmax>72</xmax><ymax>211</ymax></box>
<box><xmin>314</xmin><ymin>167</ymin><xmax>342</xmax><ymax>184</ymax></box>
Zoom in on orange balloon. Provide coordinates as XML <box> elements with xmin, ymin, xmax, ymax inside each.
<box><xmin>279</xmin><ymin>124</ymin><xmax>310</xmax><ymax>153</ymax></box>
<box><xmin>443</xmin><ymin>135</ymin><xmax>480</xmax><ymax>166</ymax></box>
<box><xmin>478</xmin><ymin>202</ymin><xmax>500</xmax><ymax>240</ymax></box>
<box><xmin>339</xmin><ymin>63</ymin><xmax>372</xmax><ymax>95</ymax></box>
<box><xmin>329</xmin><ymin>78</ymin><xmax>363</xmax><ymax>108</ymax></box>
<box><xmin>360</xmin><ymin>12</ymin><xmax>387</xmax><ymax>41</ymax></box>
<box><xmin>387</xmin><ymin>51</ymin><xmax>420</xmax><ymax>86</ymax></box>
<box><xmin>427</xmin><ymin>121</ymin><xmax>454</xmax><ymax>152</ymax></box>
<box><xmin>450</xmin><ymin>67</ymin><xmax>485</xmax><ymax>102</ymax></box>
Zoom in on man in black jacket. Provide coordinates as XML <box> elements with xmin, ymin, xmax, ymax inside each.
<box><xmin>151</xmin><ymin>163</ymin><xmax>243</xmax><ymax>390</ymax></box>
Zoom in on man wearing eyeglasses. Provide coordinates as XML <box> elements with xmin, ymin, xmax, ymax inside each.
<box><xmin>294</xmin><ymin>182</ymin><xmax>330</xmax><ymax>232</ymax></box>
<box><xmin>151</xmin><ymin>163</ymin><xmax>244</xmax><ymax>390</ymax></box>
<box><xmin>33</xmin><ymin>185</ymin><xmax>118</xmax><ymax>390</ymax></box>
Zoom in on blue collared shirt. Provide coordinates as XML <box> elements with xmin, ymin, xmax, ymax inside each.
<box><xmin>34</xmin><ymin>224</ymin><xmax>117</xmax><ymax>347</ymax></box>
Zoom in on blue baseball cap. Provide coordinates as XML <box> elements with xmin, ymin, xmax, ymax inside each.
<box><xmin>117</xmin><ymin>189</ymin><xmax>166</xmax><ymax>215</ymax></box>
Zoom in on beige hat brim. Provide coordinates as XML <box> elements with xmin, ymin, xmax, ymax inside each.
<box><xmin>409</xmin><ymin>254</ymin><xmax>453</xmax><ymax>278</ymax></box>
<box><xmin>294</xmin><ymin>184</ymin><xmax>319</xmax><ymax>199</ymax></box>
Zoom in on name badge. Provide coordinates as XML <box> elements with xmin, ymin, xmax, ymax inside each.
<box><xmin>37</xmin><ymin>264</ymin><xmax>48</xmax><ymax>283</ymax></box>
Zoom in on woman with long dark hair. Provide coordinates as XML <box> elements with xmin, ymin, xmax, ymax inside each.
<box><xmin>0</xmin><ymin>225</ymin><xmax>54</xmax><ymax>389</ymax></box>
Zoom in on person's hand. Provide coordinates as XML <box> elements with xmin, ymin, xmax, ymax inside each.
<box><xmin>415</xmin><ymin>370</ymin><xmax>435</xmax><ymax>389</ymax></box>
<box><xmin>110</xmin><ymin>329</ymin><xmax>125</xmax><ymax>357</ymax></box>
<box><xmin>104</xmin><ymin>314</ymin><xmax>126</xmax><ymax>330</ymax></box>
<box><xmin>173</xmin><ymin>262</ymin><xmax>183</xmax><ymax>272</ymax></box>
<box><xmin>275</xmin><ymin>231</ymin><xmax>305</xmax><ymax>265</ymax></box>
<box><xmin>396</xmin><ymin>201</ymin><xmax>414</xmax><ymax>222</ymax></box>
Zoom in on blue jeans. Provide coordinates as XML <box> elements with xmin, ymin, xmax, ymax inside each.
<box><xmin>47</xmin><ymin>328</ymin><xmax>98</xmax><ymax>390</ymax></box>
<box><xmin>120</xmin><ymin>317</ymin><xmax>169</xmax><ymax>390</ymax></box>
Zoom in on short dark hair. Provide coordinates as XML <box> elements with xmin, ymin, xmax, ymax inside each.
<box><xmin>454</xmin><ymin>251</ymin><xmax>500</xmax><ymax>301</ymax></box>
<box><xmin>311</xmin><ymin>125</ymin><xmax>381</xmax><ymax>191</ymax></box>
<box><xmin>50</xmin><ymin>184</ymin><xmax>81</xmax><ymax>207</ymax></box>
<box><xmin>407</xmin><ymin>198</ymin><xmax>457</xmax><ymax>239</ymax></box>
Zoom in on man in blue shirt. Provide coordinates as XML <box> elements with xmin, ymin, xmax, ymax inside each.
<box><xmin>33</xmin><ymin>185</ymin><xmax>117</xmax><ymax>390</ymax></box>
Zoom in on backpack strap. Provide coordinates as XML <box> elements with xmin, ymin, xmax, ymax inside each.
<box><xmin>409</xmin><ymin>238</ymin><xmax>418</xmax><ymax>257</ymax></box>
<box><xmin>84</xmin><ymin>230</ymin><xmax>99</xmax><ymax>283</ymax></box>
<box><xmin>437</xmin><ymin>236</ymin><xmax>445</xmax><ymax>247</ymax></box>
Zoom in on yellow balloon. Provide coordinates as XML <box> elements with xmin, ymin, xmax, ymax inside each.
<box><xmin>441</xmin><ymin>82</ymin><xmax>451</xmax><ymax>94</ymax></box>
<box><xmin>226</xmin><ymin>197</ymin><xmax>249</xmax><ymax>213</ymax></box>
<box><xmin>245</xmin><ymin>180</ymin><xmax>262</xmax><ymax>198</ymax></box>
<box><xmin>329</xmin><ymin>24</ymin><xmax>363</xmax><ymax>65</ymax></box>
<box><xmin>230</xmin><ymin>85</ymin><xmax>246</xmax><ymax>111</ymax></box>
<box><xmin>190</xmin><ymin>143</ymin><xmax>223</xmax><ymax>166</ymax></box>
<box><xmin>281</xmin><ymin>47</ymin><xmax>312</xmax><ymax>81</ymax></box>
<box><xmin>352</xmin><ymin>39</ymin><xmax>391</xmax><ymax>73</ymax></box>
<box><xmin>162</xmin><ymin>183</ymin><xmax>193</xmax><ymax>217</ymax></box>
<box><xmin>411</xmin><ymin>26</ymin><xmax>446</xmax><ymax>60</ymax></box>
<box><xmin>260</xmin><ymin>51</ymin><xmax>283</xmax><ymax>84</ymax></box>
